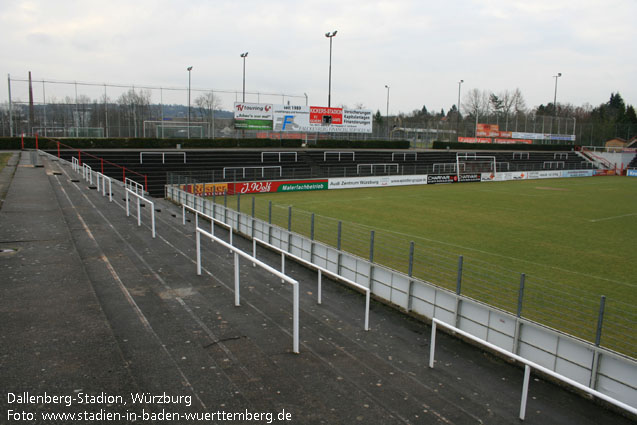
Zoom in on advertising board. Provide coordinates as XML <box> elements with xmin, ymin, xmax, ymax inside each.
<box><xmin>562</xmin><ymin>170</ymin><xmax>594</xmax><ymax>178</ymax></box>
<box><xmin>234</xmin><ymin>103</ymin><xmax>273</xmax><ymax>130</ymax></box>
<box><xmin>181</xmin><ymin>183</ymin><xmax>228</xmax><ymax>196</ymax></box>
<box><xmin>628</xmin><ymin>169</ymin><xmax>637</xmax><ymax>177</ymax></box>
<box><xmin>458</xmin><ymin>174</ymin><xmax>481</xmax><ymax>183</ymax></box>
<box><xmin>232</xmin><ymin>179</ymin><xmax>328</xmax><ymax>194</ymax></box>
<box><xmin>328</xmin><ymin>175</ymin><xmax>428</xmax><ymax>190</ymax></box>
<box><xmin>526</xmin><ymin>171</ymin><xmax>562</xmax><ymax>180</ymax></box>
<box><xmin>247</xmin><ymin>104</ymin><xmax>374</xmax><ymax>133</ymax></box>
<box><xmin>458</xmin><ymin>137</ymin><xmax>492</xmax><ymax>144</ymax></box>
<box><xmin>427</xmin><ymin>174</ymin><xmax>458</xmax><ymax>184</ymax></box>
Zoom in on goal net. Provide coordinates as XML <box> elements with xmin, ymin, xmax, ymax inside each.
<box><xmin>456</xmin><ymin>153</ymin><xmax>496</xmax><ymax>176</ymax></box>
<box><xmin>143</xmin><ymin>121</ymin><xmax>209</xmax><ymax>139</ymax></box>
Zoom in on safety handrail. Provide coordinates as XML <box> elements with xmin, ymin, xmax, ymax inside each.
<box><xmin>125</xmin><ymin>188</ymin><xmax>156</xmax><ymax>238</ymax></box>
<box><xmin>182</xmin><ymin>204</ymin><xmax>233</xmax><ymax>247</ymax></box>
<box><xmin>196</xmin><ymin>228</ymin><xmax>300</xmax><ymax>353</ymax></box>
<box><xmin>253</xmin><ymin>237</ymin><xmax>370</xmax><ymax>331</ymax></box>
<box><xmin>429</xmin><ymin>318</ymin><xmax>637</xmax><ymax>420</ymax></box>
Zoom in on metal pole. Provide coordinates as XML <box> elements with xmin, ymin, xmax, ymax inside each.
<box><xmin>408</xmin><ymin>241</ymin><xmax>414</xmax><ymax>277</ymax></box>
<box><xmin>196</xmin><ymin>231</ymin><xmax>201</xmax><ymax>275</ymax></box>
<box><xmin>8</xmin><ymin>75</ymin><xmax>14</xmax><ymax>137</ymax></box>
<box><xmin>240</xmin><ymin>52</ymin><xmax>248</xmax><ymax>102</ymax></box>
<box><xmin>234</xmin><ymin>252</ymin><xmax>240</xmax><ymax>306</ymax></box>
<box><xmin>595</xmin><ymin>295</ymin><xmax>606</xmax><ymax>346</ymax></box>
<box><xmin>519</xmin><ymin>364</ymin><xmax>531</xmax><ymax>420</ymax></box>
<box><xmin>553</xmin><ymin>73</ymin><xmax>562</xmax><ymax>121</ymax></box>
<box><xmin>325</xmin><ymin>31</ymin><xmax>337</xmax><ymax>107</ymax></box>
<box><xmin>337</xmin><ymin>221</ymin><xmax>342</xmax><ymax>250</ymax></box>
<box><xmin>369</xmin><ymin>230</ymin><xmax>375</xmax><ymax>263</ymax></box>
<box><xmin>268</xmin><ymin>201</ymin><xmax>272</xmax><ymax>224</ymax></box>
<box><xmin>456</xmin><ymin>79</ymin><xmax>463</xmax><ymax>141</ymax></box>
<box><xmin>187</xmin><ymin>66</ymin><xmax>193</xmax><ymax>139</ymax></box>
<box><xmin>517</xmin><ymin>273</ymin><xmax>526</xmax><ymax>318</ymax></box>
<box><xmin>456</xmin><ymin>255</ymin><xmax>463</xmax><ymax>295</ymax></box>
<box><xmin>288</xmin><ymin>206</ymin><xmax>292</xmax><ymax>231</ymax></box>
<box><xmin>310</xmin><ymin>213</ymin><xmax>315</xmax><ymax>240</ymax></box>
<box><xmin>385</xmin><ymin>85</ymin><xmax>390</xmax><ymax>138</ymax></box>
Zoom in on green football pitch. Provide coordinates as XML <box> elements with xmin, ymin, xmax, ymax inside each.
<box><xmin>217</xmin><ymin>176</ymin><xmax>637</xmax><ymax>357</ymax></box>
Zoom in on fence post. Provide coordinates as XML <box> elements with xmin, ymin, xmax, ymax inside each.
<box><xmin>368</xmin><ymin>230</ymin><xmax>375</xmax><ymax>293</ymax></box>
<box><xmin>251</xmin><ymin>196</ymin><xmax>255</xmax><ymax>239</ymax></box>
<box><xmin>287</xmin><ymin>206</ymin><xmax>292</xmax><ymax>252</ymax></box>
<box><xmin>336</xmin><ymin>221</ymin><xmax>343</xmax><ymax>274</ymax></box>
<box><xmin>57</xmin><ymin>141</ymin><xmax>60</xmax><ymax>158</ymax></box>
<box><xmin>517</xmin><ymin>273</ymin><xmax>526</xmax><ymax>318</ymax></box>
<box><xmin>595</xmin><ymin>295</ymin><xmax>606</xmax><ymax>347</ymax></box>
<box><xmin>309</xmin><ymin>213</ymin><xmax>315</xmax><ymax>263</ymax></box>
<box><xmin>21</xmin><ymin>133</ymin><xmax>24</xmax><ymax>150</ymax></box>
<box><xmin>212</xmin><ymin>191</ymin><xmax>216</xmax><ymax>219</ymax></box>
<box><xmin>268</xmin><ymin>201</ymin><xmax>272</xmax><ymax>224</ymax></box>
<box><xmin>456</xmin><ymin>255</ymin><xmax>463</xmax><ymax>295</ymax></box>
<box><xmin>407</xmin><ymin>241</ymin><xmax>415</xmax><ymax>311</ymax></box>
<box><xmin>454</xmin><ymin>255</ymin><xmax>464</xmax><ymax>326</ymax></box>
<box><xmin>513</xmin><ymin>273</ymin><xmax>526</xmax><ymax>354</ymax></box>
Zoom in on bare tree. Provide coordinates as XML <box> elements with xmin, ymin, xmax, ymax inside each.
<box><xmin>194</xmin><ymin>91</ymin><xmax>222</xmax><ymax>137</ymax></box>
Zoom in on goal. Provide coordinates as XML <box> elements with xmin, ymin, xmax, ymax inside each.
<box><xmin>143</xmin><ymin>121</ymin><xmax>209</xmax><ymax>139</ymax></box>
<box><xmin>456</xmin><ymin>153</ymin><xmax>496</xmax><ymax>177</ymax></box>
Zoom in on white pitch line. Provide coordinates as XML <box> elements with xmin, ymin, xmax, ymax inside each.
<box><xmin>589</xmin><ymin>213</ymin><xmax>637</xmax><ymax>223</ymax></box>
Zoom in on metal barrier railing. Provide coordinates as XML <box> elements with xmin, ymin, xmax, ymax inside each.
<box><xmin>253</xmin><ymin>237</ymin><xmax>370</xmax><ymax>331</ymax></box>
<box><xmin>429</xmin><ymin>318</ymin><xmax>637</xmax><ymax>421</ymax></box>
<box><xmin>125</xmin><ymin>188</ymin><xmax>156</xmax><ymax>238</ymax></box>
<box><xmin>195</xmin><ymin>227</ymin><xmax>300</xmax><ymax>353</ymax></box>
<box><xmin>182</xmin><ymin>204</ymin><xmax>233</xmax><ymax>248</ymax></box>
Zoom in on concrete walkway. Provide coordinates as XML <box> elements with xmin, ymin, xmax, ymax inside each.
<box><xmin>0</xmin><ymin>151</ymin><xmax>633</xmax><ymax>424</ymax></box>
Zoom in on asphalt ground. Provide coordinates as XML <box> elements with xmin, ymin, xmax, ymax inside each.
<box><xmin>0</xmin><ymin>151</ymin><xmax>633</xmax><ymax>424</ymax></box>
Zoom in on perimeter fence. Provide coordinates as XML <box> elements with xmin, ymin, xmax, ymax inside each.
<box><xmin>204</xmin><ymin>192</ymin><xmax>635</xmax><ymax>358</ymax></box>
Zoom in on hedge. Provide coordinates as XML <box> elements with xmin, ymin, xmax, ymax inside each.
<box><xmin>309</xmin><ymin>139</ymin><xmax>411</xmax><ymax>149</ymax></box>
<box><xmin>0</xmin><ymin>137</ymin><xmax>411</xmax><ymax>150</ymax></box>
<box><xmin>432</xmin><ymin>141</ymin><xmax>577</xmax><ymax>151</ymax></box>
<box><xmin>0</xmin><ymin>137</ymin><xmax>304</xmax><ymax>150</ymax></box>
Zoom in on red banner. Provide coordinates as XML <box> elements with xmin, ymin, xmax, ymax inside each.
<box><xmin>310</xmin><ymin>107</ymin><xmax>343</xmax><ymax>124</ymax></box>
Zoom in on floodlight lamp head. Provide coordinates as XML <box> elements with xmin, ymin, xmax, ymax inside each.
<box><xmin>325</xmin><ymin>30</ymin><xmax>337</xmax><ymax>37</ymax></box>
<box><xmin>241</xmin><ymin>52</ymin><xmax>248</xmax><ymax>58</ymax></box>
<box><xmin>187</xmin><ymin>66</ymin><xmax>193</xmax><ymax>71</ymax></box>
<box><xmin>460</xmin><ymin>79</ymin><xmax>464</xmax><ymax>83</ymax></box>
<box><xmin>558</xmin><ymin>72</ymin><xmax>562</xmax><ymax>77</ymax></box>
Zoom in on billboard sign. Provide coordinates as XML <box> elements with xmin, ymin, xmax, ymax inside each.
<box><xmin>232</xmin><ymin>179</ymin><xmax>328</xmax><ymax>194</ymax></box>
<box><xmin>628</xmin><ymin>169</ymin><xmax>637</xmax><ymax>177</ymax></box>
<box><xmin>562</xmin><ymin>170</ymin><xmax>594</xmax><ymax>178</ymax></box>
<box><xmin>264</xmin><ymin>104</ymin><xmax>372</xmax><ymax>133</ymax></box>
<box><xmin>234</xmin><ymin>102</ymin><xmax>273</xmax><ymax>130</ymax></box>
<box><xmin>427</xmin><ymin>174</ymin><xmax>458</xmax><ymax>184</ymax></box>
<box><xmin>328</xmin><ymin>175</ymin><xmax>428</xmax><ymax>190</ymax></box>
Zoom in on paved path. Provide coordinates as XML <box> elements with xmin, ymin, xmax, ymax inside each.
<box><xmin>0</xmin><ymin>151</ymin><xmax>633</xmax><ymax>424</ymax></box>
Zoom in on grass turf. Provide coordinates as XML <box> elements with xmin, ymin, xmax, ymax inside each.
<box><xmin>215</xmin><ymin>176</ymin><xmax>636</xmax><ymax>357</ymax></box>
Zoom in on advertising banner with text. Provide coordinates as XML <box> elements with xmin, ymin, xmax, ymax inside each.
<box><xmin>328</xmin><ymin>175</ymin><xmax>428</xmax><ymax>190</ymax></box>
<box><xmin>234</xmin><ymin>103</ymin><xmax>274</xmax><ymax>130</ymax></box>
<box><xmin>182</xmin><ymin>183</ymin><xmax>228</xmax><ymax>196</ymax></box>
<box><xmin>628</xmin><ymin>169</ymin><xmax>637</xmax><ymax>177</ymax></box>
<box><xmin>231</xmin><ymin>179</ymin><xmax>328</xmax><ymax>194</ymax></box>
<box><xmin>231</xmin><ymin>103</ymin><xmax>371</xmax><ymax>133</ymax></box>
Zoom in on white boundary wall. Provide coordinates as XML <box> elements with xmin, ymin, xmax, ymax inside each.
<box><xmin>166</xmin><ymin>184</ymin><xmax>637</xmax><ymax>410</ymax></box>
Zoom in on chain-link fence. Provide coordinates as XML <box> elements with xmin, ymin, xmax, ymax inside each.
<box><xmin>213</xmin><ymin>193</ymin><xmax>635</xmax><ymax>358</ymax></box>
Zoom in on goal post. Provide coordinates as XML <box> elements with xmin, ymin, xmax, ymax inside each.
<box><xmin>456</xmin><ymin>153</ymin><xmax>496</xmax><ymax>179</ymax></box>
<box><xmin>143</xmin><ymin>120</ymin><xmax>210</xmax><ymax>139</ymax></box>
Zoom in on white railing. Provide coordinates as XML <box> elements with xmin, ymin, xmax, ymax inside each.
<box><xmin>392</xmin><ymin>152</ymin><xmax>418</xmax><ymax>161</ymax></box>
<box><xmin>513</xmin><ymin>152</ymin><xmax>530</xmax><ymax>160</ymax></box>
<box><xmin>82</xmin><ymin>163</ymin><xmax>93</xmax><ymax>184</ymax></box>
<box><xmin>72</xmin><ymin>156</ymin><xmax>79</xmax><ymax>172</ymax></box>
<box><xmin>182</xmin><ymin>204</ymin><xmax>233</xmax><ymax>248</ymax></box>
<box><xmin>261</xmin><ymin>151</ymin><xmax>298</xmax><ymax>162</ymax></box>
<box><xmin>222</xmin><ymin>166</ymin><xmax>282</xmax><ymax>179</ymax></box>
<box><xmin>140</xmin><ymin>151</ymin><xmax>186</xmax><ymax>164</ymax></box>
<box><xmin>125</xmin><ymin>177</ymin><xmax>145</xmax><ymax>195</ymax></box>
<box><xmin>429</xmin><ymin>318</ymin><xmax>637</xmax><ymax>421</ymax></box>
<box><xmin>324</xmin><ymin>151</ymin><xmax>355</xmax><ymax>161</ymax></box>
<box><xmin>356</xmin><ymin>163</ymin><xmax>399</xmax><ymax>174</ymax></box>
<box><xmin>139</xmin><ymin>152</ymin><xmax>186</xmax><ymax>164</ymax></box>
<box><xmin>195</xmin><ymin>228</ymin><xmax>300</xmax><ymax>353</ymax></box>
<box><xmin>125</xmin><ymin>188</ymin><xmax>156</xmax><ymax>238</ymax></box>
<box><xmin>95</xmin><ymin>172</ymin><xmax>113</xmax><ymax>202</ymax></box>
<box><xmin>253</xmin><ymin>237</ymin><xmax>370</xmax><ymax>331</ymax></box>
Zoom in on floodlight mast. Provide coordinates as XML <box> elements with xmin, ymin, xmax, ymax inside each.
<box><xmin>325</xmin><ymin>30</ymin><xmax>337</xmax><ymax>107</ymax></box>
<box><xmin>187</xmin><ymin>66</ymin><xmax>193</xmax><ymax>139</ymax></box>
<box><xmin>240</xmin><ymin>52</ymin><xmax>248</xmax><ymax>102</ymax></box>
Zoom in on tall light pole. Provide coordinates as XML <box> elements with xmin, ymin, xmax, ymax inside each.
<box><xmin>187</xmin><ymin>66</ymin><xmax>193</xmax><ymax>139</ymax></box>
<box><xmin>385</xmin><ymin>85</ymin><xmax>390</xmax><ymax>138</ymax></box>
<box><xmin>553</xmin><ymin>72</ymin><xmax>562</xmax><ymax>117</ymax></box>
<box><xmin>325</xmin><ymin>30</ymin><xmax>337</xmax><ymax>107</ymax></box>
<box><xmin>240</xmin><ymin>52</ymin><xmax>248</xmax><ymax>102</ymax></box>
<box><xmin>457</xmin><ymin>79</ymin><xmax>464</xmax><ymax>141</ymax></box>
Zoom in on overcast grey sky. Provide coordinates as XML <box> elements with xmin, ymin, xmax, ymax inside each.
<box><xmin>1</xmin><ymin>0</ymin><xmax>635</xmax><ymax>114</ymax></box>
